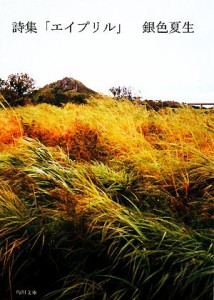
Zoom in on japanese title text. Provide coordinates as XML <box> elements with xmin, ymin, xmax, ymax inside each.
<box><xmin>12</xmin><ymin>20</ymin><xmax>194</xmax><ymax>35</ymax></box>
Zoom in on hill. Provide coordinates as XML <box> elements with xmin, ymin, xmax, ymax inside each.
<box><xmin>33</xmin><ymin>77</ymin><xmax>97</xmax><ymax>106</ymax></box>
<box><xmin>47</xmin><ymin>77</ymin><xmax>96</xmax><ymax>94</ymax></box>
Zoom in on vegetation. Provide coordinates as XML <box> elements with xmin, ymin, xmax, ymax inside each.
<box><xmin>0</xmin><ymin>74</ymin><xmax>97</xmax><ymax>107</ymax></box>
<box><xmin>109</xmin><ymin>86</ymin><xmax>182</xmax><ymax>110</ymax></box>
<box><xmin>0</xmin><ymin>94</ymin><xmax>213</xmax><ymax>299</ymax></box>
<box><xmin>109</xmin><ymin>86</ymin><xmax>133</xmax><ymax>99</ymax></box>
<box><xmin>0</xmin><ymin>73</ymin><xmax>35</xmax><ymax>106</ymax></box>
<box><xmin>33</xmin><ymin>77</ymin><xmax>97</xmax><ymax>106</ymax></box>
<box><xmin>141</xmin><ymin>99</ymin><xmax>182</xmax><ymax>111</ymax></box>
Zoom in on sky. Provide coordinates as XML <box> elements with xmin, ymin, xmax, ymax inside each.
<box><xmin>0</xmin><ymin>0</ymin><xmax>214</xmax><ymax>103</ymax></box>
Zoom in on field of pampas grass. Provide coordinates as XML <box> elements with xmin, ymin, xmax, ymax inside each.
<box><xmin>0</xmin><ymin>96</ymin><xmax>213</xmax><ymax>299</ymax></box>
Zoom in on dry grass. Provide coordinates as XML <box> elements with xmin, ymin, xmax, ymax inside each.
<box><xmin>0</xmin><ymin>97</ymin><xmax>213</xmax><ymax>299</ymax></box>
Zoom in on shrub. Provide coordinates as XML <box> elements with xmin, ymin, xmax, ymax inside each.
<box><xmin>64</xmin><ymin>91</ymin><xmax>87</xmax><ymax>104</ymax></box>
<box><xmin>141</xmin><ymin>100</ymin><xmax>182</xmax><ymax>111</ymax></box>
<box><xmin>59</xmin><ymin>122</ymin><xmax>110</xmax><ymax>162</ymax></box>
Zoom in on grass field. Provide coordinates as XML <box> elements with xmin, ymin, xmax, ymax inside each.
<box><xmin>0</xmin><ymin>96</ymin><xmax>213</xmax><ymax>299</ymax></box>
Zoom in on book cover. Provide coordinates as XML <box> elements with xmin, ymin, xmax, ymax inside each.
<box><xmin>0</xmin><ymin>1</ymin><xmax>213</xmax><ymax>299</ymax></box>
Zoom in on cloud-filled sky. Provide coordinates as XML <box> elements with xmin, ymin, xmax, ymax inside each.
<box><xmin>0</xmin><ymin>0</ymin><xmax>214</xmax><ymax>102</ymax></box>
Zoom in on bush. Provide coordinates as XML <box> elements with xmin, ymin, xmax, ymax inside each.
<box><xmin>34</xmin><ymin>89</ymin><xmax>88</xmax><ymax>106</ymax></box>
<box><xmin>64</xmin><ymin>91</ymin><xmax>87</xmax><ymax>104</ymax></box>
<box><xmin>59</xmin><ymin>122</ymin><xmax>110</xmax><ymax>161</ymax></box>
<box><xmin>142</xmin><ymin>100</ymin><xmax>182</xmax><ymax>111</ymax></box>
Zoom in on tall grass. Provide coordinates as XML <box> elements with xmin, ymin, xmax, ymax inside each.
<box><xmin>44</xmin><ymin>168</ymin><xmax>213</xmax><ymax>300</ymax></box>
<box><xmin>0</xmin><ymin>97</ymin><xmax>213</xmax><ymax>299</ymax></box>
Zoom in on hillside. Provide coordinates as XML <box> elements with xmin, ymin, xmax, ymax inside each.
<box><xmin>33</xmin><ymin>77</ymin><xmax>97</xmax><ymax>106</ymax></box>
<box><xmin>0</xmin><ymin>95</ymin><xmax>213</xmax><ymax>299</ymax></box>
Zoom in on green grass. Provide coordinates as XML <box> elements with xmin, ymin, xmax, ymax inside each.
<box><xmin>0</xmin><ymin>97</ymin><xmax>213</xmax><ymax>299</ymax></box>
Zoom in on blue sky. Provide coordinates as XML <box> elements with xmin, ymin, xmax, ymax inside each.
<box><xmin>0</xmin><ymin>0</ymin><xmax>214</xmax><ymax>102</ymax></box>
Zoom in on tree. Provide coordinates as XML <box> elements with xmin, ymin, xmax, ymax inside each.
<box><xmin>0</xmin><ymin>73</ymin><xmax>35</xmax><ymax>106</ymax></box>
<box><xmin>109</xmin><ymin>86</ymin><xmax>133</xmax><ymax>100</ymax></box>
